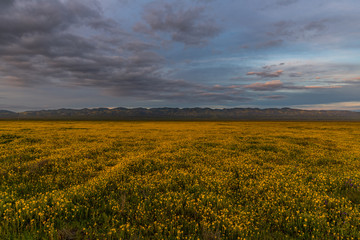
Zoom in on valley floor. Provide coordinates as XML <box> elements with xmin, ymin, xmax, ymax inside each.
<box><xmin>1</xmin><ymin>121</ymin><xmax>360</xmax><ymax>239</ymax></box>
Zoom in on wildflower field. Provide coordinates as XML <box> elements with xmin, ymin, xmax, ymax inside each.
<box><xmin>1</xmin><ymin>121</ymin><xmax>360</xmax><ymax>239</ymax></box>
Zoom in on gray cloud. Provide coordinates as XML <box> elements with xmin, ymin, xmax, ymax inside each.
<box><xmin>262</xmin><ymin>63</ymin><xmax>285</xmax><ymax>69</ymax></box>
<box><xmin>247</xmin><ymin>70</ymin><xmax>284</xmax><ymax>78</ymax></box>
<box><xmin>244</xmin><ymin>80</ymin><xmax>342</xmax><ymax>91</ymax></box>
<box><xmin>0</xmin><ymin>1</ymin><xmax>151</xmax><ymax>87</ymax></box>
<box><xmin>136</xmin><ymin>1</ymin><xmax>221</xmax><ymax>46</ymax></box>
<box><xmin>256</xmin><ymin>39</ymin><xmax>283</xmax><ymax>48</ymax></box>
<box><xmin>267</xmin><ymin>19</ymin><xmax>329</xmax><ymax>41</ymax></box>
<box><xmin>193</xmin><ymin>0</ymin><xmax>215</xmax><ymax>3</ymax></box>
<box><xmin>289</xmin><ymin>72</ymin><xmax>302</xmax><ymax>77</ymax></box>
<box><xmin>125</xmin><ymin>41</ymin><xmax>158</xmax><ymax>52</ymax></box>
<box><xmin>276</xmin><ymin>0</ymin><xmax>298</xmax><ymax>6</ymax></box>
<box><xmin>0</xmin><ymin>0</ymin><xmax>14</xmax><ymax>9</ymax></box>
<box><xmin>241</xmin><ymin>17</ymin><xmax>330</xmax><ymax>50</ymax></box>
<box><xmin>105</xmin><ymin>76</ymin><xmax>250</xmax><ymax>103</ymax></box>
<box><xmin>262</xmin><ymin>95</ymin><xmax>286</xmax><ymax>99</ymax></box>
<box><xmin>0</xmin><ymin>0</ymin><xmax>101</xmax><ymax>44</ymax></box>
<box><xmin>340</xmin><ymin>77</ymin><xmax>360</xmax><ymax>84</ymax></box>
<box><xmin>280</xmin><ymin>62</ymin><xmax>360</xmax><ymax>82</ymax></box>
<box><xmin>0</xmin><ymin>0</ymin><xmax>245</xmax><ymax>105</ymax></box>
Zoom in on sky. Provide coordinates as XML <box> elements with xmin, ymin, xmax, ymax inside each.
<box><xmin>1</xmin><ymin>0</ymin><xmax>360</xmax><ymax>111</ymax></box>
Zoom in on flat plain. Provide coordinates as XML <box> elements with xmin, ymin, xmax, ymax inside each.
<box><xmin>1</xmin><ymin>121</ymin><xmax>360</xmax><ymax>239</ymax></box>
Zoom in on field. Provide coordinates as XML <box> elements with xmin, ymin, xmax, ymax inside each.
<box><xmin>1</xmin><ymin>121</ymin><xmax>360</xmax><ymax>239</ymax></box>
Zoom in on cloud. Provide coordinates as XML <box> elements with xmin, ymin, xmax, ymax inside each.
<box><xmin>266</xmin><ymin>61</ymin><xmax>360</xmax><ymax>84</ymax></box>
<box><xmin>0</xmin><ymin>0</ymin><xmax>103</xmax><ymax>44</ymax></box>
<box><xmin>0</xmin><ymin>1</ymin><xmax>160</xmax><ymax>91</ymax></box>
<box><xmin>244</xmin><ymin>80</ymin><xmax>284</xmax><ymax>91</ymax></box>
<box><xmin>294</xmin><ymin>101</ymin><xmax>360</xmax><ymax>111</ymax></box>
<box><xmin>262</xmin><ymin>95</ymin><xmax>285</xmax><ymax>100</ymax></box>
<box><xmin>244</xmin><ymin>80</ymin><xmax>342</xmax><ymax>92</ymax></box>
<box><xmin>0</xmin><ymin>103</ymin><xmax>33</xmax><ymax>111</ymax></box>
<box><xmin>107</xmin><ymin>78</ymin><xmax>249</xmax><ymax>103</ymax></box>
<box><xmin>135</xmin><ymin>1</ymin><xmax>221</xmax><ymax>46</ymax></box>
<box><xmin>193</xmin><ymin>0</ymin><xmax>215</xmax><ymax>2</ymax></box>
<box><xmin>247</xmin><ymin>70</ymin><xmax>283</xmax><ymax>78</ymax></box>
<box><xmin>276</xmin><ymin>0</ymin><xmax>298</xmax><ymax>6</ymax></box>
<box><xmin>289</xmin><ymin>72</ymin><xmax>302</xmax><ymax>77</ymax></box>
<box><xmin>304</xmin><ymin>85</ymin><xmax>342</xmax><ymax>89</ymax></box>
<box><xmin>260</xmin><ymin>0</ymin><xmax>299</xmax><ymax>11</ymax></box>
<box><xmin>267</xmin><ymin>19</ymin><xmax>329</xmax><ymax>42</ymax></box>
<box><xmin>257</xmin><ymin>39</ymin><xmax>283</xmax><ymax>48</ymax></box>
<box><xmin>0</xmin><ymin>0</ymin><xmax>14</xmax><ymax>10</ymax></box>
<box><xmin>0</xmin><ymin>0</ymin><xmax>120</xmax><ymax>62</ymax></box>
<box><xmin>0</xmin><ymin>0</ymin><xmax>247</xmax><ymax>104</ymax></box>
<box><xmin>342</xmin><ymin>77</ymin><xmax>360</xmax><ymax>83</ymax></box>
<box><xmin>124</xmin><ymin>41</ymin><xmax>158</xmax><ymax>52</ymax></box>
<box><xmin>261</xmin><ymin>63</ymin><xmax>285</xmax><ymax>70</ymax></box>
<box><xmin>1</xmin><ymin>0</ymin><xmax>359</xmax><ymax>110</ymax></box>
<box><xmin>304</xmin><ymin>20</ymin><xmax>327</xmax><ymax>32</ymax></box>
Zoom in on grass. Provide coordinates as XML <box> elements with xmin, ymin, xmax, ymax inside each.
<box><xmin>0</xmin><ymin>121</ymin><xmax>360</xmax><ymax>239</ymax></box>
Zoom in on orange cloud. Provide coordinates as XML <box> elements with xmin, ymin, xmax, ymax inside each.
<box><xmin>244</xmin><ymin>80</ymin><xmax>283</xmax><ymax>91</ymax></box>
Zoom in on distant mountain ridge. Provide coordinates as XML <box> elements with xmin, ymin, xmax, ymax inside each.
<box><xmin>1</xmin><ymin>107</ymin><xmax>360</xmax><ymax>121</ymax></box>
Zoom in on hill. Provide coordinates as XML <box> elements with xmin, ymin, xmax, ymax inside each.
<box><xmin>0</xmin><ymin>107</ymin><xmax>360</xmax><ymax>121</ymax></box>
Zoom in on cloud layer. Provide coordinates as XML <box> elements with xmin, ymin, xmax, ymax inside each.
<box><xmin>0</xmin><ymin>0</ymin><xmax>231</xmax><ymax>103</ymax></box>
<box><xmin>247</xmin><ymin>70</ymin><xmax>284</xmax><ymax>78</ymax></box>
<box><xmin>135</xmin><ymin>1</ymin><xmax>221</xmax><ymax>46</ymax></box>
<box><xmin>0</xmin><ymin>0</ymin><xmax>360</xmax><ymax>111</ymax></box>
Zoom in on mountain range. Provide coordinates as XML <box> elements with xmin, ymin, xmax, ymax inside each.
<box><xmin>1</xmin><ymin>108</ymin><xmax>360</xmax><ymax>121</ymax></box>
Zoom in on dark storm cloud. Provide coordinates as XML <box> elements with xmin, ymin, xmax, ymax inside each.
<box><xmin>135</xmin><ymin>1</ymin><xmax>221</xmax><ymax>46</ymax></box>
<box><xmin>0</xmin><ymin>0</ymin><xmax>243</xmax><ymax>104</ymax></box>
<box><xmin>0</xmin><ymin>0</ymin><xmax>117</xmax><ymax>63</ymax></box>
<box><xmin>0</xmin><ymin>0</ymin><xmax>102</xmax><ymax>44</ymax></box>
<box><xmin>0</xmin><ymin>33</ymin><xmax>96</xmax><ymax>58</ymax></box>
<box><xmin>0</xmin><ymin>0</ymin><xmax>14</xmax><ymax>9</ymax></box>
